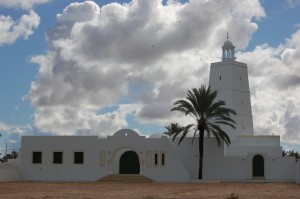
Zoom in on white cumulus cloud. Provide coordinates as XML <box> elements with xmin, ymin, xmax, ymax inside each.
<box><xmin>238</xmin><ymin>28</ymin><xmax>300</xmax><ymax>143</ymax></box>
<box><xmin>0</xmin><ymin>122</ymin><xmax>9</xmax><ymax>131</ymax></box>
<box><xmin>28</xmin><ymin>0</ymin><xmax>269</xmax><ymax>138</ymax></box>
<box><xmin>285</xmin><ymin>0</ymin><xmax>300</xmax><ymax>9</ymax></box>
<box><xmin>0</xmin><ymin>0</ymin><xmax>50</xmax><ymax>9</ymax></box>
<box><xmin>0</xmin><ymin>10</ymin><xmax>40</xmax><ymax>46</ymax></box>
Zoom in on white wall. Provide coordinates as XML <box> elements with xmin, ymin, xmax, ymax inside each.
<box><xmin>228</xmin><ymin>146</ymin><xmax>282</xmax><ymax>157</ymax></box>
<box><xmin>266</xmin><ymin>156</ymin><xmax>297</xmax><ymax>181</ymax></box>
<box><xmin>171</xmin><ymin>136</ymin><xmax>199</xmax><ymax>179</ymax></box>
<box><xmin>20</xmin><ymin>132</ymin><xmax>298</xmax><ymax>183</ymax></box>
<box><xmin>21</xmin><ymin>136</ymin><xmax>102</xmax><ymax>181</ymax></box>
<box><xmin>295</xmin><ymin>162</ymin><xmax>300</xmax><ymax>184</ymax></box>
<box><xmin>171</xmin><ymin>137</ymin><xmax>240</xmax><ymax>180</ymax></box>
<box><xmin>171</xmin><ymin>137</ymin><xmax>250</xmax><ymax>180</ymax></box>
<box><xmin>227</xmin><ymin>136</ymin><xmax>282</xmax><ymax>157</ymax></box>
<box><xmin>21</xmin><ymin>131</ymin><xmax>191</xmax><ymax>182</ymax></box>
<box><xmin>0</xmin><ymin>165</ymin><xmax>21</xmax><ymax>182</ymax></box>
<box><xmin>143</xmin><ymin>137</ymin><xmax>190</xmax><ymax>182</ymax></box>
<box><xmin>171</xmin><ymin>137</ymin><xmax>297</xmax><ymax>182</ymax></box>
<box><xmin>233</xmin><ymin>136</ymin><xmax>280</xmax><ymax>146</ymax></box>
<box><xmin>105</xmin><ymin>131</ymin><xmax>191</xmax><ymax>181</ymax></box>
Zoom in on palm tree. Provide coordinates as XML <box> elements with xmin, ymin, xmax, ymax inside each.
<box><xmin>11</xmin><ymin>150</ymin><xmax>19</xmax><ymax>159</ymax></box>
<box><xmin>282</xmin><ymin>150</ymin><xmax>300</xmax><ymax>161</ymax></box>
<box><xmin>171</xmin><ymin>85</ymin><xmax>236</xmax><ymax>179</ymax></box>
<box><xmin>164</xmin><ymin>123</ymin><xmax>185</xmax><ymax>136</ymax></box>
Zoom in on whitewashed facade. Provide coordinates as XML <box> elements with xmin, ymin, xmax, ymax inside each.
<box><xmin>18</xmin><ymin>38</ymin><xmax>300</xmax><ymax>183</ymax></box>
<box><xmin>20</xmin><ymin>130</ymin><xmax>298</xmax><ymax>182</ymax></box>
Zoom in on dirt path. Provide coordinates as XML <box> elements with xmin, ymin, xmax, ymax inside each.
<box><xmin>0</xmin><ymin>182</ymin><xmax>299</xmax><ymax>199</ymax></box>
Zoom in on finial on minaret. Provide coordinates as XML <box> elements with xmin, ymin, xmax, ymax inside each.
<box><xmin>227</xmin><ymin>32</ymin><xmax>229</xmax><ymax>40</ymax></box>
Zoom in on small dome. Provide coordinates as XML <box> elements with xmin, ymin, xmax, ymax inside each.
<box><xmin>223</xmin><ymin>39</ymin><xmax>233</xmax><ymax>47</ymax></box>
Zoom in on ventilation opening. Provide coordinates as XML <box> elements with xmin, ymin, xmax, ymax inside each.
<box><xmin>154</xmin><ymin>153</ymin><xmax>158</xmax><ymax>166</ymax></box>
<box><xmin>161</xmin><ymin>153</ymin><xmax>165</xmax><ymax>166</ymax></box>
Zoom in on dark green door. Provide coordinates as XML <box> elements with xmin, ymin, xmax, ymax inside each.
<box><xmin>119</xmin><ymin>151</ymin><xmax>140</xmax><ymax>174</ymax></box>
<box><xmin>253</xmin><ymin>155</ymin><xmax>264</xmax><ymax>177</ymax></box>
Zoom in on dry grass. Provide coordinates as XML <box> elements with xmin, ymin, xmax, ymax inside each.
<box><xmin>0</xmin><ymin>181</ymin><xmax>299</xmax><ymax>199</ymax></box>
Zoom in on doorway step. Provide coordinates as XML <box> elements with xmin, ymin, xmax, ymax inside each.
<box><xmin>99</xmin><ymin>174</ymin><xmax>152</xmax><ymax>183</ymax></box>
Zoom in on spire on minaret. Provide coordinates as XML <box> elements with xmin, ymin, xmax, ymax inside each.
<box><xmin>222</xmin><ymin>33</ymin><xmax>236</xmax><ymax>61</ymax></box>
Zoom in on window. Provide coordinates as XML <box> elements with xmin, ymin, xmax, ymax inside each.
<box><xmin>74</xmin><ymin>152</ymin><xmax>84</xmax><ymax>164</ymax></box>
<box><xmin>53</xmin><ymin>152</ymin><xmax>63</xmax><ymax>164</ymax></box>
<box><xmin>219</xmin><ymin>76</ymin><xmax>222</xmax><ymax>81</ymax></box>
<box><xmin>160</xmin><ymin>152</ymin><xmax>165</xmax><ymax>167</ymax></box>
<box><xmin>240</xmin><ymin>76</ymin><xmax>242</xmax><ymax>81</ymax></box>
<box><xmin>154</xmin><ymin>152</ymin><xmax>158</xmax><ymax>166</ymax></box>
<box><xmin>32</xmin><ymin>151</ymin><xmax>42</xmax><ymax>164</ymax></box>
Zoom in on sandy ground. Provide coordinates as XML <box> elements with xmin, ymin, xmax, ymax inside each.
<box><xmin>0</xmin><ymin>182</ymin><xmax>299</xmax><ymax>199</ymax></box>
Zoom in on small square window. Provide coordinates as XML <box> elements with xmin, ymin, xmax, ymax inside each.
<box><xmin>53</xmin><ymin>152</ymin><xmax>63</xmax><ymax>164</ymax></box>
<box><xmin>32</xmin><ymin>151</ymin><xmax>42</xmax><ymax>164</ymax></box>
<box><xmin>74</xmin><ymin>152</ymin><xmax>84</xmax><ymax>164</ymax></box>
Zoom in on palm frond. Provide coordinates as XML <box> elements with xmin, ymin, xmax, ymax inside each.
<box><xmin>209</xmin><ymin>123</ymin><xmax>231</xmax><ymax>146</ymax></box>
<box><xmin>209</xmin><ymin>127</ymin><xmax>222</xmax><ymax>146</ymax></box>
<box><xmin>211</xmin><ymin>120</ymin><xmax>236</xmax><ymax>129</ymax></box>
<box><xmin>171</xmin><ymin>99</ymin><xmax>198</xmax><ymax>119</ymax></box>
<box><xmin>177</xmin><ymin>124</ymin><xmax>194</xmax><ymax>145</ymax></box>
<box><xmin>172</xmin><ymin>130</ymin><xmax>182</xmax><ymax>142</ymax></box>
<box><xmin>165</xmin><ymin>123</ymin><xmax>185</xmax><ymax>136</ymax></box>
<box><xmin>191</xmin><ymin>127</ymin><xmax>198</xmax><ymax>144</ymax></box>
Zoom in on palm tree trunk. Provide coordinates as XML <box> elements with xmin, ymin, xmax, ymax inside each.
<box><xmin>198</xmin><ymin>129</ymin><xmax>204</xmax><ymax>179</ymax></box>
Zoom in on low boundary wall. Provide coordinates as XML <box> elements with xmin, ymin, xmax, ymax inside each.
<box><xmin>296</xmin><ymin>161</ymin><xmax>300</xmax><ymax>184</ymax></box>
<box><xmin>0</xmin><ymin>165</ymin><xmax>21</xmax><ymax>182</ymax></box>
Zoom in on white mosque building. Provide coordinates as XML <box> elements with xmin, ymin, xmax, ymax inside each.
<box><xmin>17</xmin><ymin>38</ymin><xmax>300</xmax><ymax>183</ymax></box>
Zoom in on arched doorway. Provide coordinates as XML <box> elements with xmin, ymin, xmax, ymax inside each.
<box><xmin>119</xmin><ymin>151</ymin><xmax>140</xmax><ymax>174</ymax></box>
<box><xmin>252</xmin><ymin>155</ymin><xmax>264</xmax><ymax>178</ymax></box>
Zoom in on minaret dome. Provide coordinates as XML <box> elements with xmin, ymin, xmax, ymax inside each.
<box><xmin>222</xmin><ymin>33</ymin><xmax>236</xmax><ymax>61</ymax></box>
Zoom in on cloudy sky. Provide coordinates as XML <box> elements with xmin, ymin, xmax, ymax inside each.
<box><xmin>1</xmin><ymin>0</ymin><xmax>300</xmax><ymax>154</ymax></box>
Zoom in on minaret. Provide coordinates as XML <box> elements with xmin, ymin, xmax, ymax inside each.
<box><xmin>208</xmin><ymin>35</ymin><xmax>254</xmax><ymax>141</ymax></box>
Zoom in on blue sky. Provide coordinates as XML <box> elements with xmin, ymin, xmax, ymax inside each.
<box><xmin>1</xmin><ymin>0</ymin><xmax>300</xmax><ymax>154</ymax></box>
